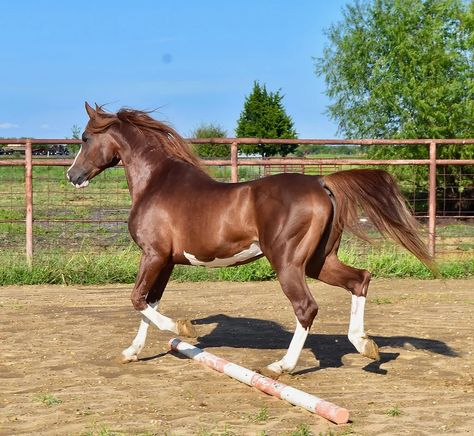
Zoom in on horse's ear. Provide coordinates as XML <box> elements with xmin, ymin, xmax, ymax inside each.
<box><xmin>85</xmin><ymin>102</ymin><xmax>97</xmax><ymax>119</ymax></box>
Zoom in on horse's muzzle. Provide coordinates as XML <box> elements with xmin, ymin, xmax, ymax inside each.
<box><xmin>67</xmin><ymin>170</ymin><xmax>90</xmax><ymax>188</ymax></box>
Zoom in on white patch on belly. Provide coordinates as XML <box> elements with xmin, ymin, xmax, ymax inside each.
<box><xmin>184</xmin><ymin>242</ymin><xmax>263</xmax><ymax>267</ymax></box>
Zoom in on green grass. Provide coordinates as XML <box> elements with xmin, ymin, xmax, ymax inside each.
<box><xmin>0</xmin><ymin>244</ymin><xmax>472</xmax><ymax>286</ymax></box>
<box><xmin>80</xmin><ymin>424</ymin><xmax>119</xmax><ymax>436</ymax></box>
<box><xmin>386</xmin><ymin>405</ymin><xmax>402</xmax><ymax>417</ymax></box>
<box><xmin>289</xmin><ymin>423</ymin><xmax>312</xmax><ymax>436</ymax></box>
<box><xmin>371</xmin><ymin>297</ymin><xmax>393</xmax><ymax>305</ymax></box>
<box><xmin>249</xmin><ymin>407</ymin><xmax>269</xmax><ymax>423</ymax></box>
<box><xmin>33</xmin><ymin>393</ymin><xmax>62</xmax><ymax>406</ymax></box>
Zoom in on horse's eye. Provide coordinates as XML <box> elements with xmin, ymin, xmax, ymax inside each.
<box><xmin>82</xmin><ymin>133</ymin><xmax>88</xmax><ymax>143</ymax></box>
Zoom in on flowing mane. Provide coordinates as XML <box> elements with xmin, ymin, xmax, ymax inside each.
<box><xmin>89</xmin><ymin>106</ymin><xmax>203</xmax><ymax>169</ymax></box>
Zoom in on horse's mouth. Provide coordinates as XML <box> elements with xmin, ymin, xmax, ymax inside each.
<box><xmin>71</xmin><ymin>179</ymin><xmax>90</xmax><ymax>189</ymax></box>
<box><xmin>66</xmin><ymin>171</ymin><xmax>90</xmax><ymax>189</ymax></box>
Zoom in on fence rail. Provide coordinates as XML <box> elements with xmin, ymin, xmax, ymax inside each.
<box><xmin>1</xmin><ymin>137</ymin><xmax>473</xmax><ymax>266</ymax></box>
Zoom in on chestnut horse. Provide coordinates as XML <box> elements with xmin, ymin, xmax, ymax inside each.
<box><xmin>67</xmin><ymin>103</ymin><xmax>434</xmax><ymax>378</ymax></box>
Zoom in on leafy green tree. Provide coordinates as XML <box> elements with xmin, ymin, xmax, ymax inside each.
<box><xmin>236</xmin><ymin>81</ymin><xmax>298</xmax><ymax>157</ymax></box>
<box><xmin>191</xmin><ymin>123</ymin><xmax>229</xmax><ymax>158</ymax></box>
<box><xmin>315</xmin><ymin>0</ymin><xmax>474</xmax><ymax>210</ymax></box>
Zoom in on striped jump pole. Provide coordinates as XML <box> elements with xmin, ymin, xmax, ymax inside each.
<box><xmin>168</xmin><ymin>338</ymin><xmax>349</xmax><ymax>425</ymax></box>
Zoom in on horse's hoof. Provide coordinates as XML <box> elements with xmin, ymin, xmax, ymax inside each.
<box><xmin>362</xmin><ymin>338</ymin><xmax>380</xmax><ymax>361</ymax></box>
<box><xmin>257</xmin><ymin>366</ymin><xmax>282</xmax><ymax>380</ymax></box>
<box><xmin>121</xmin><ymin>353</ymin><xmax>138</xmax><ymax>364</ymax></box>
<box><xmin>176</xmin><ymin>319</ymin><xmax>197</xmax><ymax>338</ymax></box>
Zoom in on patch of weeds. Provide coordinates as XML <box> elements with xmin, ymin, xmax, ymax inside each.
<box><xmin>81</xmin><ymin>424</ymin><xmax>119</xmax><ymax>436</ymax></box>
<box><xmin>220</xmin><ymin>424</ymin><xmax>237</xmax><ymax>436</ymax></box>
<box><xmin>386</xmin><ymin>405</ymin><xmax>402</xmax><ymax>417</ymax></box>
<box><xmin>197</xmin><ymin>425</ymin><xmax>237</xmax><ymax>436</ymax></box>
<box><xmin>335</xmin><ymin>427</ymin><xmax>354</xmax><ymax>436</ymax></box>
<box><xmin>0</xmin><ymin>300</ymin><xmax>23</xmax><ymax>310</ymax></box>
<box><xmin>34</xmin><ymin>393</ymin><xmax>62</xmax><ymax>406</ymax></box>
<box><xmin>249</xmin><ymin>407</ymin><xmax>269</xmax><ymax>423</ymax></box>
<box><xmin>290</xmin><ymin>423</ymin><xmax>312</xmax><ymax>436</ymax></box>
<box><xmin>371</xmin><ymin>297</ymin><xmax>392</xmax><ymax>305</ymax></box>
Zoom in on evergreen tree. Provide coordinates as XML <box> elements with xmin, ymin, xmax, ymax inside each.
<box><xmin>236</xmin><ymin>81</ymin><xmax>298</xmax><ymax>157</ymax></box>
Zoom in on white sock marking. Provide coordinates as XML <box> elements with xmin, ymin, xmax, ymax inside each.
<box><xmin>266</xmin><ymin>318</ymin><xmax>309</xmax><ymax>375</ymax></box>
<box><xmin>122</xmin><ymin>301</ymin><xmax>159</xmax><ymax>361</ymax></box>
<box><xmin>184</xmin><ymin>242</ymin><xmax>262</xmax><ymax>267</ymax></box>
<box><xmin>348</xmin><ymin>295</ymin><xmax>367</xmax><ymax>353</ymax></box>
<box><xmin>140</xmin><ymin>304</ymin><xmax>178</xmax><ymax>334</ymax></box>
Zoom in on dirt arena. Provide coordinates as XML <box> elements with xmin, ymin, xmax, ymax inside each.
<box><xmin>1</xmin><ymin>279</ymin><xmax>473</xmax><ymax>435</ymax></box>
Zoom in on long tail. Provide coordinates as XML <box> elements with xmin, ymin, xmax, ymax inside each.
<box><xmin>323</xmin><ymin>169</ymin><xmax>436</xmax><ymax>272</ymax></box>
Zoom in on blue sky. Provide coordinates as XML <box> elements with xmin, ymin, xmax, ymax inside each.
<box><xmin>0</xmin><ymin>0</ymin><xmax>349</xmax><ymax>139</ymax></box>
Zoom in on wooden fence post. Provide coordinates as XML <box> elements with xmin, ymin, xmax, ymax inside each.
<box><xmin>25</xmin><ymin>139</ymin><xmax>33</xmax><ymax>268</ymax></box>
<box><xmin>428</xmin><ymin>141</ymin><xmax>437</xmax><ymax>257</ymax></box>
<box><xmin>231</xmin><ymin>142</ymin><xmax>238</xmax><ymax>183</ymax></box>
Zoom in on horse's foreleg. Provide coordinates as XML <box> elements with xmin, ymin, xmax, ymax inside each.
<box><xmin>122</xmin><ymin>301</ymin><xmax>159</xmax><ymax>363</ymax></box>
<box><xmin>264</xmin><ymin>317</ymin><xmax>309</xmax><ymax>376</ymax></box>
<box><xmin>123</xmin><ymin>258</ymin><xmax>195</xmax><ymax>363</ymax></box>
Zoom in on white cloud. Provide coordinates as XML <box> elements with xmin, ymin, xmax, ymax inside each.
<box><xmin>40</xmin><ymin>124</ymin><xmax>50</xmax><ymax>129</ymax></box>
<box><xmin>0</xmin><ymin>122</ymin><xmax>19</xmax><ymax>129</ymax></box>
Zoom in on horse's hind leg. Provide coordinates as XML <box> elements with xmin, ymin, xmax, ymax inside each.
<box><xmin>314</xmin><ymin>254</ymin><xmax>380</xmax><ymax>360</ymax></box>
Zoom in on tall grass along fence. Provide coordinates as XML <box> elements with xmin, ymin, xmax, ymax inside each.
<box><xmin>0</xmin><ymin>138</ymin><xmax>473</xmax><ymax>284</ymax></box>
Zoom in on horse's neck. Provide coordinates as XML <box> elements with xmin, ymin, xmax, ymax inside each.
<box><xmin>117</xmin><ymin>140</ymin><xmax>166</xmax><ymax>201</ymax></box>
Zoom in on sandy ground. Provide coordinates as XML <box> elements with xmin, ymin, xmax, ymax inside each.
<box><xmin>1</xmin><ymin>279</ymin><xmax>473</xmax><ymax>435</ymax></box>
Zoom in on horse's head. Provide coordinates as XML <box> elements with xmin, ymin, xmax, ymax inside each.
<box><xmin>67</xmin><ymin>102</ymin><xmax>121</xmax><ymax>188</ymax></box>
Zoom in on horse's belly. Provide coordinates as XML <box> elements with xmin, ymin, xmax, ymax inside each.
<box><xmin>183</xmin><ymin>242</ymin><xmax>262</xmax><ymax>267</ymax></box>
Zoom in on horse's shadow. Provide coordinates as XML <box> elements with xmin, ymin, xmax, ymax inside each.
<box><xmin>189</xmin><ymin>314</ymin><xmax>457</xmax><ymax>375</ymax></box>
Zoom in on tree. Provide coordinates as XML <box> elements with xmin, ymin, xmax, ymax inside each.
<box><xmin>68</xmin><ymin>124</ymin><xmax>82</xmax><ymax>154</ymax></box>
<box><xmin>191</xmin><ymin>123</ymin><xmax>229</xmax><ymax>158</ymax></box>
<box><xmin>236</xmin><ymin>81</ymin><xmax>298</xmax><ymax>157</ymax></box>
<box><xmin>314</xmin><ymin>0</ymin><xmax>474</xmax><ymax>210</ymax></box>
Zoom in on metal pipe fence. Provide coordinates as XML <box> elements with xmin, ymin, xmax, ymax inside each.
<box><xmin>0</xmin><ymin>138</ymin><xmax>473</xmax><ymax>265</ymax></box>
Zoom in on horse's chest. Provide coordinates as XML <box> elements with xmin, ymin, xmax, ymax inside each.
<box><xmin>183</xmin><ymin>242</ymin><xmax>263</xmax><ymax>267</ymax></box>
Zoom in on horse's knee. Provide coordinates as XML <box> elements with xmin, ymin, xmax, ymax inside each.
<box><xmin>130</xmin><ymin>291</ymin><xmax>147</xmax><ymax>311</ymax></box>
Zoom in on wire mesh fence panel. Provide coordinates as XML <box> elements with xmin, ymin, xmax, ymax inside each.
<box><xmin>1</xmin><ymin>140</ymin><xmax>473</xmax><ymax>264</ymax></box>
<box><xmin>32</xmin><ymin>164</ymin><xmax>132</xmax><ymax>253</ymax></box>
<box><xmin>435</xmin><ymin>163</ymin><xmax>474</xmax><ymax>257</ymax></box>
<box><xmin>0</xmin><ymin>165</ymin><xmax>26</xmax><ymax>253</ymax></box>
